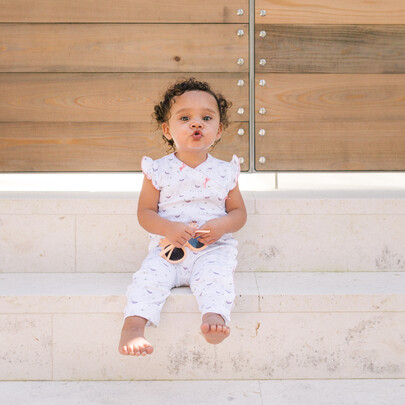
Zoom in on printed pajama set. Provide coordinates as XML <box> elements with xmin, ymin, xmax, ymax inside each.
<box><xmin>124</xmin><ymin>153</ymin><xmax>240</xmax><ymax>326</ymax></box>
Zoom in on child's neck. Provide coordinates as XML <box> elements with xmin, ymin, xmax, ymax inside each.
<box><xmin>174</xmin><ymin>151</ymin><xmax>208</xmax><ymax>168</ymax></box>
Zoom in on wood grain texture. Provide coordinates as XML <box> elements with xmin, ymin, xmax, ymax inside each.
<box><xmin>0</xmin><ymin>0</ymin><xmax>248</xmax><ymax>23</ymax></box>
<box><xmin>255</xmin><ymin>123</ymin><xmax>405</xmax><ymax>171</ymax></box>
<box><xmin>255</xmin><ymin>74</ymin><xmax>405</xmax><ymax>123</ymax></box>
<box><xmin>0</xmin><ymin>24</ymin><xmax>248</xmax><ymax>72</ymax></box>
<box><xmin>255</xmin><ymin>0</ymin><xmax>405</xmax><ymax>24</ymax></box>
<box><xmin>0</xmin><ymin>122</ymin><xmax>249</xmax><ymax>172</ymax></box>
<box><xmin>255</xmin><ymin>25</ymin><xmax>405</xmax><ymax>73</ymax></box>
<box><xmin>0</xmin><ymin>73</ymin><xmax>249</xmax><ymax>122</ymax></box>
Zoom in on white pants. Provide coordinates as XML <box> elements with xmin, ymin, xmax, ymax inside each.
<box><xmin>124</xmin><ymin>241</ymin><xmax>238</xmax><ymax>327</ymax></box>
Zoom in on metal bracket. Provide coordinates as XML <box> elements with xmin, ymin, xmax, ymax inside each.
<box><xmin>249</xmin><ymin>0</ymin><xmax>256</xmax><ymax>172</ymax></box>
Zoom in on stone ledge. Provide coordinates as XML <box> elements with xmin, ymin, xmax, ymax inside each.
<box><xmin>253</xmin><ymin>190</ymin><xmax>405</xmax><ymax>214</ymax></box>
<box><xmin>1</xmin><ymin>380</ymin><xmax>405</xmax><ymax>405</ymax></box>
<box><xmin>0</xmin><ymin>191</ymin><xmax>254</xmax><ymax>215</ymax></box>
<box><xmin>1</xmin><ymin>190</ymin><xmax>405</xmax><ymax>215</ymax></box>
<box><xmin>1</xmin><ymin>209</ymin><xmax>404</xmax><ymax>273</ymax></box>
<box><xmin>1</xmin><ymin>272</ymin><xmax>404</xmax><ymax>314</ymax></box>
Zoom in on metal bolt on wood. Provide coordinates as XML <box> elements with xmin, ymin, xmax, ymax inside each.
<box><xmin>259</xmin><ymin>59</ymin><xmax>266</xmax><ymax>66</ymax></box>
<box><xmin>259</xmin><ymin>129</ymin><xmax>266</xmax><ymax>136</ymax></box>
<box><xmin>237</xmin><ymin>108</ymin><xmax>245</xmax><ymax>115</ymax></box>
<box><xmin>259</xmin><ymin>10</ymin><xmax>267</xmax><ymax>16</ymax></box>
<box><xmin>259</xmin><ymin>157</ymin><xmax>266</xmax><ymax>164</ymax></box>
<box><xmin>259</xmin><ymin>79</ymin><xmax>266</xmax><ymax>86</ymax></box>
<box><xmin>237</xmin><ymin>9</ymin><xmax>244</xmax><ymax>16</ymax></box>
<box><xmin>239</xmin><ymin>157</ymin><xmax>245</xmax><ymax>164</ymax></box>
<box><xmin>237</xmin><ymin>29</ymin><xmax>244</xmax><ymax>36</ymax></box>
<box><xmin>237</xmin><ymin>79</ymin><xmax>245</xmax><ymax>86</ymax></box>
<box><xmin>238</xmin><ymin>128</ymin><xmax>245</xmax><ymax>136</ymax></box>
<box><xmin>259</xmin><ymin>31</ymin><xmax>267</xmax><ymax>38</ymax></box>
<box><xmin>237</xmin><ymin>58</ymin><xmax>245</xmax><ymax>65</ymax></box>
<box><xmin>259</xmin><ymin>107</ymin><xmax>267</xmax><ymax>115</ymax></box>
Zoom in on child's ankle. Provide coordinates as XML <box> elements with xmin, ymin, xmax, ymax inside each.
<box><xmin>123</xmin><ymin>315</ymin><xmax>148</xmax><ymax>330</ymax></box>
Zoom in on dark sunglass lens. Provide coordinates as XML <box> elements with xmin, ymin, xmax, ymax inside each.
<box><xmin>165</xmin><ymin>247</ymin><xmax>184</xmax><ymax>261</ymax></box>
<box><xmin>188</xmin><ymin>237</ymin><xmax>204</xmax><ymax>249</ymax></box>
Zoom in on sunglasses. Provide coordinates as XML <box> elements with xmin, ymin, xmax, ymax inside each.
<box><xmin>159</xmin><ymin>229</ymin><xmax>210</xmax><ymax>264</ymax></box>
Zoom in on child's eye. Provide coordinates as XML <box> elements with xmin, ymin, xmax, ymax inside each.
<box><xmin>203</xmin><ymin>116</ymin><xmax>212</xmax><ymax>121</ymax></box>
<box><xmin>180</xmin><ymin>116</ymin><xmax>189</xmax><ymax>121</ymax></box>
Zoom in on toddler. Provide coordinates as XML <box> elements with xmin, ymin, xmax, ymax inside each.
<box><xmin>118</xmin><ymin>78</ymin><xmax>247</xmax><ymax>356</ymax></box>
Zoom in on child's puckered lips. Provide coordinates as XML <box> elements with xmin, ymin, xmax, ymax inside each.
<box><xmin>192</xmin><ymin>130</ymin><xmax>202</xmax><ymax>139</ymax></box>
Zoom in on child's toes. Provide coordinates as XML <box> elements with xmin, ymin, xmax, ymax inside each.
<box><xmin>139</xmin><ymin>344</ymin><xmax>152</xmax><ymax>356</ymax></box>
<box><xmin>145</xmin><ymin>345</ymin><xmax>154</xmax><ymax>354</ymax></box>
<box><xmin>201</xmin><ymin>323</ymin><xmax>210</xmax><ymax>334</ymax></box>
<box><xmin>130</xmin><ymin>345</ymin><xmax>141</xmax><ymax>356</ymax></box>
<box><xmin>217</xmin><ymin>324</ymin><xmax>227</xmax><ymax>333</ymax></box>
<box><xmin>213</xmin><ymin>324</ymin><xmax>221</xmax><ymax>332</ymax></box>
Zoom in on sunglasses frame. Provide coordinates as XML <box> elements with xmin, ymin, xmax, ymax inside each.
<box><xmin>159</xmin><ymin>229</ymin><xmax>210</xmax><ymax>264</ymax></box>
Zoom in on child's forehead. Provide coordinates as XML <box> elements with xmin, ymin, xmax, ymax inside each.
<box><xmin>171</xmin><ymin>91</ymin><xmax>219</xmax><ymax>112</ymax></box>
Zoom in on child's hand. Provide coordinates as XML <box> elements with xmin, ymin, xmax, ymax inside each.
<box><xmin>197</xmin><ymin>218</ymin><xmax>226</xmax><ymax>245</ymax></box>
<box><xmin>165</xmin><ymin>222</ymin><xmax>196</xmax><ymax>248</ymax></box>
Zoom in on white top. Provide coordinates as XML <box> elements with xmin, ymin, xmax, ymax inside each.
<box><xmin>142</xmin><ymin>153</ymin><xmax>240</xmax><ymax>247</ymax></box>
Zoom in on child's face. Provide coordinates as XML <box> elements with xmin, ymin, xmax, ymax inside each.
<box><xmin>162</xmin><ymin>91</ymin><xmax>223</xmax><ymax>156</ymax></box>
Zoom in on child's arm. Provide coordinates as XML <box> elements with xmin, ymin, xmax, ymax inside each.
<box><xmin>137</xmin><ymin>176</ymin><xmax>196</xmax><ymax>248</ymax></box>
<box><xmin>198</xmin><ymin>183</ymin><xmax>247</xmax><ymax>245</ymax></box>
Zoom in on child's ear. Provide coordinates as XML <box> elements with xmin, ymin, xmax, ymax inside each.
<box><xmin>162</xmin><ymin>122</ymin><xmax>172</xmax><ymax>140</ymax></box>
<box><xmin>216</xmin><ymin>123</ymin><xmax>223</xmax><ymax>140</ymax></box>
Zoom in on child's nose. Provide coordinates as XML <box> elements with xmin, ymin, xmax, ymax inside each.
<box><xmin>190</xmin><ymin>119</ymin><xmax>203</xmax><ymax>128</ymax></box>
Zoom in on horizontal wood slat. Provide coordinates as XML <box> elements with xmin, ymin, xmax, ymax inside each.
<box><xmin>255</xmin><ymin>0</ymin><xmax>405</xmax><ymax>24</ymax></box>
<box><xmin>255</xmin><ymin>25</ymin><xmax>405</xmax><ymax>73</ymax></box>
<box><xmin>255</xmin><ymin>123</ymin><xmax>405</xmax><ymax>171</ymax></box>
<box><xmin>0</xmin><ymin>24</ymin><xmax>248</xmax><ymax>72</ymax></box>
<box><xmin>0</xmin><ymin>0</ymin><xmax>248</xmax><ymax>23</ymax></box>
<box><xmin>255</xmin><ymin>74</ymin><xmax>405</xmax><ymax>123</ymax></box>
<box><xmin>0</xmin><ymin>122</ymin><xmax>249</xmax><ymax>172</ymax></box>
<box><xmin>0</xmin><ymin>73</ymin><xmax>249</xmax><ymax>122</ymax></box>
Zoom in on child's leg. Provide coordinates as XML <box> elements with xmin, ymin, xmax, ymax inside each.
<box><xmin>119</xmin><ymin>250</ymin><xmax>177</xmax><ymax>355</ymax></box>
<box><xmin>190</xmin><ymin>246</ymin><xmax>237</xmax><ymax>344</ymax></box>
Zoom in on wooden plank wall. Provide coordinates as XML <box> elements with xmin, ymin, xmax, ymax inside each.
<box><xmin>0</xmin><ymin>0</ymin><xmax>249</xmax><ymax>171</ymax></box>
<box><xmin>1</xmin><ymin>0</ymin><xmax>405</xmax><ymax>172</ymax></box>
<box><xmin>255</xmin><ymin>0</ymin><xmax>405</xmax><ymax>171</ymax></box>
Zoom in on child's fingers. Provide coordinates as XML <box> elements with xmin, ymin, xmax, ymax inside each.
<box><xmin>185</xmin><ymin>224</ymin><xmax>197</xmax><ymax>237</ymax></box>
<box><xmin>177</xmin><ymin>233</ymin><xmax>191</xmax><ymax>247</ymax></box>
<box><xmin>198</xmin><ymin>234</ymin><xmax>214</xmax><ymax>244</ymax></box>
<box><xmin>184</xmin><ymin>230</ymin><xmax>195</xmax><ymax>241</ymax></box>
<box><xmin>201</xmin><ymin>238</ymin><xmax>216</xmax><ymax>245</ymax></box>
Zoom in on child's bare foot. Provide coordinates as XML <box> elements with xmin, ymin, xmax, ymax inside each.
<box><xmin>118</xmin><ymin>316</ymin><xmax>153</xmax><ymax>356</ymax></box>
<box><xmin>201</xmin><ymin>312</ymin><xmax>230</xmax><ymax>344</ymax></box>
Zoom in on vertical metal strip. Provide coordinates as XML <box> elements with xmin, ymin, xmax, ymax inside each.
<box><xmin>249</xmin><ymin>0</ymin><xmax>256</xmax><ymax>172</ymax></box>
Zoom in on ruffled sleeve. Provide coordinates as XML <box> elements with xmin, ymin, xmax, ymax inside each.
<box><xmin>141</xmin><ymin>156</ymin><xmax>162</xmax><ymax>191</ymax></box>
<box><xmin>228</xmin><ymin>154</ymin><xmax>241</xmax><ymax>191</ymax></box>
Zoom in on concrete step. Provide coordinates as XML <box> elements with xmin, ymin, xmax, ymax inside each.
<box><xmin>1</xmin><ymin>190</ymin><xmax>405</xmax><ymax>273</ymax></box>
<box><xmin>1</xmin><ymin>380</ymin><xmax>405</xmax><ymax>405</ymax></box>
<box><xmin>1</xmin><ymin>272</ymin><xmax>404</xmax><ymax>381</ymax></box>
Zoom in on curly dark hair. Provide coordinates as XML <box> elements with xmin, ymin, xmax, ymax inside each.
<box><xmin>153</xmin><ymin>77</ymin><xmax>232</xmax><ymax>152</ymax></box>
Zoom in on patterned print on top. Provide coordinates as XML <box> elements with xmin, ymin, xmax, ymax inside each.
<box><xmin>141</xmin><ymin>153</ymin><xmax>240</xmax><ymax>248</ymax></box>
